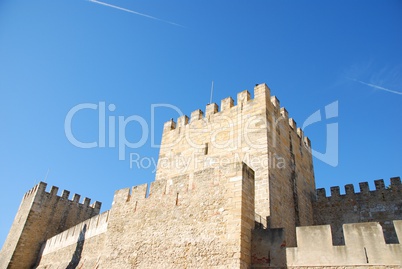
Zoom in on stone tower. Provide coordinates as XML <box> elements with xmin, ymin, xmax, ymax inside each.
<box><xmin>156</xmin><ymin>83</ymin><xmax>315</xmax><ymax>245</ymax></box>
<box><xmin>2</xmin><ymin>83</ymin><xmax>401</xmax><ymax>268</ymax></box>
<box><xmin>0</xmin><ymin>182</ymin><xmax>101</xmax><ymax>269</ymax></box>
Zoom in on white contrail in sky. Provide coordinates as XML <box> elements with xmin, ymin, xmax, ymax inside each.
<box><xmin>349</xmin><ymin>78</ymin><xmax>402</xmax><ymax>96</ymax></box>
<box><xmin>88</xmin><ymin>0</ymin><xmax>185</xmax><ymax>28</ymax></box>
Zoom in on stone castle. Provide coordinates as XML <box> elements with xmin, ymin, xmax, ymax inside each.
<box><xmin>0</xmin><ymin>83</ymin><xmax>401</xmax><ymax>268</ymax></box>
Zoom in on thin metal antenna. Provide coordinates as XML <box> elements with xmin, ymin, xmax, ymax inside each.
<box><xmin>44</xmin><ymin>168</ymin><xmax>50</xmax><ymax>182</ymax></box>
<box><xmin>209</xmin><ymin>81</ymin><xmax>214</xmax><ymax>104</ymax></box>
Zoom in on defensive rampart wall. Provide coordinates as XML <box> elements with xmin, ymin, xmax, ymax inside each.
<box><xmin>0</xmin><ymin>182</ymin><xmax>101</xmax><ymax>269</ymax></box>
<box><xmin>156</xmin><ymin>83</ymin><xmax>315</xmax><ymax>246</ymax></box>
<box><xmin>36</xmin><ymin>162</ymin><xmax>255</xmax><ymax>269</ymax></box>
<box><xmin>287</xmin><ymin>221</ymin><xmax>402</xmax><ymax>267</ymax></box>
<box><xmin>314</xmin><ymin>177</ymin><xmax>402</xmax><ymax>244</ymax></box>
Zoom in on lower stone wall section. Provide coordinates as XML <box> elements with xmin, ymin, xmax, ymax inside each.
<box><xmin>36</xmin><ymin>233</ymin><xmax>106</xmax><ymax>268</ymax></box>
<box><xmin>251</xmin><ymin>228</ymin><xmax>286</xmax><ymax>268</ymax></box>
<box><xmin>313</xmin><ymin>177</ymin><xmax>402</xmax><ymax>245</ymax></box>
<box><xmin>36</xmin><ymin>162</ymin><xmax>255</xmax><ymax>269</ymax></box>
<box><xmin>286</xmin><ymin>221</ymin><xmax>402</xmax><ymax>267</ymax></box>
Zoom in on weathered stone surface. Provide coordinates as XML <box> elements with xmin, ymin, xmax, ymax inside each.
<box><xmin>314</xmin><ymin>177</ymin><xmax>402</xmax><ymax>244</ymax></box>
<box><xmin>1</xmin><ymin>83</ymin><xmax>401</xmax><ymax>269</ymax></box>
<box><xmin>251</xmin><ymin>227</ymin><xmax>286</xmax><ymax>267</ymax></box>
<box><xmin>287</xmin><ymin>221</ymin><xmax>402</xmax><ymax>266</ymax></box>
<box><xmin>156</xmin><ymin>83</ymin><xmax>315</xmax><ymax>246</ymax></box>
<box><xmin>0</xmin><ymin>183</ymin><xmax>100</xmax><ymax>269</ymax></box>
<box><xmin>35</xmin><ymin>162</ymin><xmax>255</xmax><ymax>268</ymax></box>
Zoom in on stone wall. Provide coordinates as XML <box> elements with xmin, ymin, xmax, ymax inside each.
<box><xmin>251</xmin><ymin>227</ymin><xmax>286</xmax><ymax>268</ymax></box>
<box><xmin>155</xmin><ymin>84</ymin><xmax>273</xmax><ymax>220</ymax></box>
<box><xmin>155</xmin><ymin>83</ymin><xmax>315</xmax><ymax>246</ymax></box>
<box><xmin>1</xmin><ymin>83</ymin><xmax>317</xmax><ymax>268</ymax></box>
<box><xmin>266</xmin><ymin>96</ymin><xmax>315</xmax><ymax>246</ymax></box>
<box><xmin>286</xmin><ymin>221</ymin><xmax>402</xmax><ymax>266</ymax></box>
<box><xmin>313</xmin><ymin>177</ymin><xmax>402</xmax><ymax>245</ymax></box>
<box><xmin>40</xmin><ymin>210</ymin><xmax>109</xmax><ymax>255</ymax></box>
<box><xmin>0</xmin><ymin>182</ymin><xmax>101</xmax><ymax>269</ymax></box>
<box><xmin>36</xmin><ymin>162</ymin><xmax>255</xmax><ymax>269</ymax></box>
<box><xmin>37</xmin><ymin>233</ymin><xmax>107</xmax><ymax>268</ymax></box>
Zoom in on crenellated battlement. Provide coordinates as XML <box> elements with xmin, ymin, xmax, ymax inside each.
<box><xmin>0</xmin><ymin>181</ymin><xmax>103</xmax><ymax>268</ymax></box>
<box><xmin>112</xmin><ymin>162</ymin><xmax>254</xmax><ymax>219</ymax></box>
<box><xmin>113</xmin><ymin>171</ymin><xmax>215</xmax><ymax>206</ymax></box>
<box><xmin>161</xmin><ymin>83</ymin><xmax>311</xmax><ymax>149</ymax></box>
<box><xmin>316</xmin><ymin>176</ymin><xmax>401</xmax><ymax>200</ymax></box>
<box><xmin>156</xmin><ymin>83</ymin><xmax>316</xmax><ymax>240</ymax></box>
<box><xmin>6</xmin><ymin>81</ymin><xmax>401</xmax><ymax>268</ymax></box>
<box><xmin>41</xmin><ymin>210</ymin><xmax>109</xmax><ymax>255</ymax></box>
<box><xmin>22</xmin><ymin>181</ymin><xmax>45</xmax><ymax>200</ymax></box>
<box><xmin>287</xmin><ymin>221</ymin><xmax>402</xmax><ymax>266</ymax></box>
<box><xmin>33</xmin><ymin>161</ymin><xmax>256</xmax><ymax>268</ymax></box>
<box><xmin>313</xmin><ymin>176</ymin><xmax>402</xmax><ymax>246</ymax></box>
<box><xmin>23</xmin><ymin>181</ymin><xmax>101</xmax><ymax>210</ymax></box>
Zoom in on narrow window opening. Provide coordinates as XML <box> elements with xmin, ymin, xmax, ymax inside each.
<box><xmin>204</xmin><ymin>143</ymin><xmax>209</xmax><ymax>155</ymax></box>
<box><xmin>175</xmin><ymin>192</ymin><xmax>179</xmax><ymax>206</ymax></box>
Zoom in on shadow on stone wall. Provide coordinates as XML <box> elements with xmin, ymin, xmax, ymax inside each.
<box><xmin>251</xmin><ymin>227</ymin><xmax>287</xmax><ymax>268</ymax></box>
<box><xmin>66</xmin><ymin>224</ymin><xmax>87</xmax><ymax>269</ymax></box>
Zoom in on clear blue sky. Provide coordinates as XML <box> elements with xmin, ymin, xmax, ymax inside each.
<box><xmin>0</xmin><ymin>0</ymin><xmax>401</xmax><ymax>246</ymax></box>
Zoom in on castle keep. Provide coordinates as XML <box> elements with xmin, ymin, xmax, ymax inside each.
<box><xmin>1</xmin><ymin>83</ymin><xmax>401</xmax><ymax>268</ymax></box>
